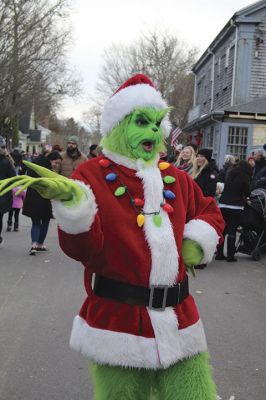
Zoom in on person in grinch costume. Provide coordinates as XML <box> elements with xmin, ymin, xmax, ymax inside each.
<box><xmin>0</xmin><ymin>75</ymin><xmax>224</xmax><ymax>400</ymax></box>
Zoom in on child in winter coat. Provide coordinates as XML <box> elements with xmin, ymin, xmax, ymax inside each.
<box><xmin>7</xmin><ymin>187</ymin><xmax>26</xmax><ymax>232</ymax></box>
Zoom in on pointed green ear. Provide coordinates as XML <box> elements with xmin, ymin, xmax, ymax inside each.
<box><xmin>23</xmin><ymin>160</ymin><xmax>59</xmax><ymax>178</ymax></box>
<box><xmin>158</xmin><ymin>107</ymin><xmax>172</xmax><ymax>121</ymax></box>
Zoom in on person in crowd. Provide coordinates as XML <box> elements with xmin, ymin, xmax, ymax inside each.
<box><xmin>247</xmin><ymin>155</ymin><xmax>256</xmax><ymax>183</ymax></box>
<box><xmin>215</xmin><ymin>182</ymin><xmax>224</xmax><ymax>205</ymax></box>
<box><xmin>48</xmin><ymin>150</ymin><xmax>62</xmax><ymax>173</ymax></box>
<box><xmin>217</xmin><ymin>154</ymin><xmax>236</xmax><ymax>183</ymax></box>
<box><xmin>192</xmin><ymin>149</ymin><xmax>218</xmax><ymax>197</ymax></box>
<box><xmin>52</xmin><ymin>144</ymin><xmax>63</xmax><ymax>152</ymax></box>
<box><xmin>247</xmin><ymin>156</ymin><xmax>255</xmax><ymax>169</ymax></box>
<box><xmin>192</xmin><ymin>148</ymin><xmax>218</xmax><ymax>269</ymax></box>
<box><xmin>7</xmin><ymin>186</ymin><xmax>26</xmax><ymax>232</ymax></box>
<box><xmin>26</xmin><ymin>152</ymin><xmax>33</xmax><ymax>162</ymax></box>
<box><xmin>10</xmin><ymin>148</ymin><xmax>23</xmax><ymax>174</ymax></box>
<box><xmin>22</xmin><ymin>150</ymin><xmax>62</xmax><ymax>255</ymax></box>
<box><xmin>252</xmin><ymin>149</ymin><xmax>266</xmax><ymax>188</ymax></box>
<box><xmin>216</xmin><ymin>160</ymin><xmax>252</xmax><ymax>262</ymax></box>
<box><xmin>252</xmin><ymin>163</ymin><xmax>266</xmax><ymax>190</ymax></box>
<box><xmin>168</xmin><ymin>144</ymin><xmax>183</xmax><ymax>164</ymax></box>
<box><xmin>175</xmin><ymin>145</ymin><xmax>196</xmax><ymax>175</ymax></box>
<box><xmin>87</xmin><ymin>144</ymin><xmax>98</xmax><ymax>159</ymax></box>
<box><xmin>0</xmin><ymin>136</ymin><xmax>16</xmax><ymax>245</ymax></box>
<box><xmin>60</xmin><ymin>135</ymin><xmax>87</xmax><ymax>177</ymax></box>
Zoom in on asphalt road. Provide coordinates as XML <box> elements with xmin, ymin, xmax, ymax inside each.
<box><xmin>0</xmin><ymin>215</ymin><xmax>266</xmax><ymax>400</ymax></box>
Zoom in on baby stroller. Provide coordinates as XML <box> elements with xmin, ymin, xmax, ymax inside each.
<box><xmin>236</xmin><ymin>188</ymin><xmax>266</xmax><ymax>261</ymax></box>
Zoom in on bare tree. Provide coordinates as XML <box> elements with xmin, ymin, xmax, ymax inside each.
<box><xmin>96</xmin><ymin>30</ymin><xmax>198</xmax><ymax>127</ymax></box>
<box><xmin>0</xmin><ymin>0</ymin><xmax>79</xmax><ymax>145</ymax></box>
<box><xmin>48</xmin><ymin>115</ymin><xmax>91</xmax><ymax>153</ymax></box>
<box><xmin>82</xmin><ymin>104</ymin><xmax>101</xmax><ymax>138</ymax></box>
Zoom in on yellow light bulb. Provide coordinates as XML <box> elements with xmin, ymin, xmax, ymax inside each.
<box><xmin>137</xmin><ymin>214</ymin><xmax>145</xmax><ymax>227</ymax></box>
<box><xmin>159</xmin><ymin>162</ymin><xmax>170</xmax><ymax>171</ymax></box>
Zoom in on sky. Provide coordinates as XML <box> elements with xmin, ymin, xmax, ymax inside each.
<box><xmin>58</xmin><ymin>0</ymin><xmax>258</xmax><ymax>122</ymax></box>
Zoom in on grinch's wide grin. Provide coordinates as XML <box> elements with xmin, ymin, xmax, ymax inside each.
<box><xmin>141</xmin><ymin>140</ymin><xmax>155</xmax><ymax>152</ymax></box>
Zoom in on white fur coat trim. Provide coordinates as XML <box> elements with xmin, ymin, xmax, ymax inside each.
<box><xmin>136</xmin><ymin>164</ymin><xmax>184</xmax><ymax>364</ymax></box>
<box><xmin>51</xmin><ymin>180</ymin><xmax>98</xmax><ymax>235</ymax></box>
<box><xmin>70</xmin><ymin>315</ymin><xmax>207</xmax><ymax>369</ymax></box>
<box><xmin>136</xmin><ymin>165</ymin><xmax>179</xmax><ymax>285</ymax></box>
<box><xmin>183</xmin><ymin>219</ymin><xmax>220</xmax><ymax>264</ymax></box>
<box><xmin>101</xmin><ymin>83</ymin><xmax>171</xmax><ymax>137</ymax></box>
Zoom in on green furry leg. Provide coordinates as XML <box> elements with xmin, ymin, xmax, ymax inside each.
<box><xmin>89</xmin><ymin>362</ymin><xmax>152</xmax><ymax>400</ymax></box>
<box><xmin>156</xmin><ymin>352</ymin><xmax>217</xmax><ymax>400</ymax></box>
<box><xmin>89</xmin><ymin>352</ymin><xmax>216</xmax><ymax>400</ymax></box>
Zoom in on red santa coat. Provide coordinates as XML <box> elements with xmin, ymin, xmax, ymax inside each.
<box><xmin>52</xmin><ymin>149</ymin><xmax>224</xmax><ymax>369</ymax></box>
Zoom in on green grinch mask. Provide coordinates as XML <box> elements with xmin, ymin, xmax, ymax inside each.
<box><xmin>101</xmin><ymin>107</ymin><xmax>168</xmax><ymax>162</ymax></box>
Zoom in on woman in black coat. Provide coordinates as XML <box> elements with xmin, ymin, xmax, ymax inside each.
<box><xmin>216</xmin><ymin>160</ymin><xmax>252</xmax><ymax>262</ymax></box>
<box><xmin>217</xmin><ymin>154</ymin><xmax>236</xmax><ymax>183</ymax></box>
<box><xmin>23</xmin><ymin>151</ymin><xmax>62</xmax><ymax>255</ymax></box>
<box><xmin>191</xmin><ymin>149</ymin><xmax>218</xmax><ymax>269</ymax></box>
<box><xmin>0</xmin><ymin>138</ymin><xmax>16</xmax><ymax>244</ymax></box>
<box><xmin>192</xmin><ymin>148</ymin><xmax>218</xmax><ymax>197</ymax></box>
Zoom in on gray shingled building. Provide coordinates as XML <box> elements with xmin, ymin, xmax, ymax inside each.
<box><xmin>184</xmin><ymin>0</ymin><xmax>266</xmax><ymax>166</ymax></box>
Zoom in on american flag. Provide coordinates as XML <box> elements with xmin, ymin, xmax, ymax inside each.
<box><xmin>170</xmin><ymin>124</ymin><xmax>182</xmax><ymax>149</ymax></box>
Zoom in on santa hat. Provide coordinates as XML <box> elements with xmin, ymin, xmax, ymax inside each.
<box><xmin>101</xmin><ymin>74</ymin><xmax>171</xmax><ymax>137</ymax></box>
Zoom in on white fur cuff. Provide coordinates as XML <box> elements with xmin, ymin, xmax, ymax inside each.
<box><xmin>52</xmin><ymin>180</ymin><xmax>98</xmax><ymax>234</ymax></box>
<box><xmin>183</xmin><ymin>219</ymin><xmax>220</xmax><ymax>264</ymax></box>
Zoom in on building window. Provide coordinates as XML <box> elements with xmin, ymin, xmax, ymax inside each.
<box><xmin>227</xmin><ymin>126</ymin><xmax>248</xmax><ymax>160</ymax></box>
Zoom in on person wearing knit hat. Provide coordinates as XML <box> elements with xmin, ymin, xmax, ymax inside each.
<box><xmin>197</xmin><ymin>148</ymin><xmax>213</xmax><ymax>163</ymax></box>
<box><xmin>191</xmin><ymin>149</ymin><xmax>219</xmax><ymax>271</ymax></box>
<box><xmin>60</xmin><ymin>135</ymin><xmax>87</xmax><ymax>177</ymax></box>
<box><xmin>192</xmin><ymin>148</ymin><xmax>218</xmax><ymax>198</ymax></box>
<box><xmin>87</xmin><ymin>144</ymin><xmax>98</xmax><ymax>159</ymax></box>
<box><xmin>0</xmin><ymin>74</ymin><xmax>224</xmax><ymax>399</ymax></box>
<box><xmin>68</xmin><ymin>135</ymin><xmax>79</xmax><ymax>145</ymax></box>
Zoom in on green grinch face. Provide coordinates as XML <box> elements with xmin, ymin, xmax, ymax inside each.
<box><xmin>126</xmin><ymin>108</ymin><xmax>166</xmax><ymax>161</ymax></box>
<box><xmin>101</xmin><ymin>106</ymin><xmax>168</xmax><ymax>162</ymax></box>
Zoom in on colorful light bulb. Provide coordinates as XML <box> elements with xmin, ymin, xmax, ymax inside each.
<box><xmin>134</xmin><ymin>198</ymin><xmax>144</xmax><ymax>207</ymax></box>
<box><xmin>137</xmin><ymin>214</ymin><xmax>145</xmax><ymax>227</ymax></box>
<box><xmin>163</xmin><ymin>175</ymin><xmax>176</xmax><ymax>184</ymax></box>
<box><xmin>163</xmin><ymin>190</ymin><xmax>176</xmax><ymax>200</ymax></box>
<box><xmin>162</xmin><ymin>203</ymin><xmax>174</xmax><ymax>213</ymax></box>
<box><xmin>159</xmin><ymin>162</ymin><xmax>170</xmax><ymax>171</ymax></box>
<box><xmin>99</xmin><ymin>159</ymin><xmax>111</xmax><ymax>168</ymax></box>
<box><xmin>105</xmin><ymin>173</ymin><xmax>117</xmax><ymax>182</ymax></box>
<box><xmin>114</xmin><ymin>186</ymin><xmax>126</xmax><ymax>196</ymax></box>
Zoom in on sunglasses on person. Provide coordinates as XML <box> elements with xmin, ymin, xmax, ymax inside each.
<box><xmin>0</xmin><ymin>145</ymin><xmax>6</xmax><ymax>149</ymax></box>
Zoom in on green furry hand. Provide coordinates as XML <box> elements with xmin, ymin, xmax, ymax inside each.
<box><xmin>182</xmin><ymin>239</ymin><xmax>204</xmax><ymax>277</ymax></box>
<box><xmin>0</xmin><ymin>160</ymin><xmax>85</xmax><ymax>206</ymax></box>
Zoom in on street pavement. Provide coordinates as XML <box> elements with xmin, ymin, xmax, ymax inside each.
<box><xmin>0</xmin><ymin>215</ymin><xmax>266</xmax><ymax>400</ymax></box>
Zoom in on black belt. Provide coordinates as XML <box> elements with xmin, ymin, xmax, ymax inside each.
<box><xmin>92</xmin><ymin>274</ymin><xmax>189</xmax><ymax>311</ymax></box>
